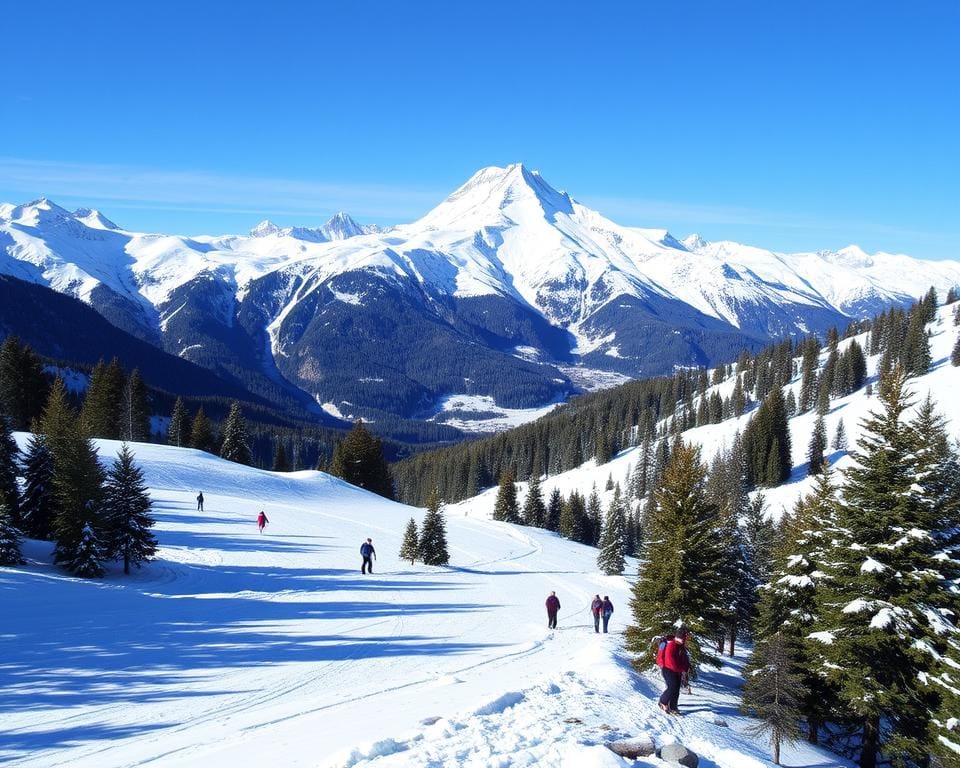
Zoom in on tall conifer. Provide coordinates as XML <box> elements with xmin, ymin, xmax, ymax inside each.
<box><xmin>419</xmin><ymin>489</ymin><xmax>449</xmax><ymax>566</ymax></box>
<box><xmin>220</xmin><ymin>401</ymin><xmax>252</xmax><ymax>466</ymax></box>
<box><xmin>492</xmin><ymin>470</ymin><xmax>519</xmax><ymax>523</ymax></box>
<box><xmin>103</xmin><ymin>444</ymin><xmax>157</xmax><ymax>574</ymax></box>
<box><xmin>168</xmin><ymin>397</ymin><xmax>188</xmax><ymax>447</ymax></box>
<box><xmin>19</xmin><ymin>434</ymin><xmax>56</xmax><ymax>540</ymax></box>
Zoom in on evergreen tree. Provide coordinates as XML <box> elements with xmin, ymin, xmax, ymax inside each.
<box><xmin>952</xmin><ymin>334</ymin><xmax>960</xmax><ymax>367</ymax></box>
<box><xmin>903</xmin><ymin>308</ymin><xmax>932</xmax><ymax>377</ymax></box>
<box><xmin>0</xmin><ymin>499</ymin><xmax>25</xmax><ymax>565</ymax></box>
<box><xmin>807</xmin><ymin>416</ymin><xmax>827</xmax><ymax>476</ymax></box>
<box><xmin>122</xmin><ymin>368</ymin><xmax>150</xmax><ymax>442</ymax></box>
<box><xmin>41</xmin><ymin>378</ymin><xmax>106</xmax><ymax>576</ymax></box>
<box><xmin>168</xmin><ymin>397</ymin><xmax>189</xmax><ymax>447</ymax></box>
<box><xmin>596</xmin><ymin>485</ymin><xmax>627</xmax><ymax>575</ymax></box>
<box><xmin>814</xmin><ymin>368</ymin><xmax>958</xmax><ymax>767</ymax></box>
<box><xmin>522</xmin><ymin>474</ymin><xmax>546</xmax><ymax>528</ymax></box>
<box><xmin>624</xmin><ymin>439</ymin><xmax>726</xmax><ymax>673</ymax></box>
<box><xmin>0</xmin><ymin>408</ymin><xmax>21</xmax><ymax>528</ymax></box>
<box><xmin>81</xmin><ymin>358</ymin><xmax>125</xmax><ymax>439</ymax></box>
<box><xmin>399</xmin><ymin>517</ymin><xmax>419</xmax><ymax>564</ymax></box>
<box><xmin>102</xmin><ymin>444</ymin><xmax>157</xmax><ymax>574</ymax></box>
<box><xmin>832</xmin><ymin>419</ymin><xmax>848</xmax><ymax>451</ymax></box>
<box><xmin>19</xmin><ymin>434</ymin><xmax>56</xmax><ymax>540</ymax></box>
<box><xmin>545</xmin><ymin>487</ymin><xmax>562</xmax><ymax>532</ymax></box>
<box><xmin>189</xmin><ymin>407</ymin><xmax>216</xmax><ymax>453</ymax></box>
<box><xmin>0</xmin><ymin>336</ymin><xmax>49</xmax><ymax>430</ymax></box>
<box><xmin>492</xmin><ymin>470</ymin><xmax>520</xmax><ymax>523</ymax></box>
<box><xmin>586</xmin><ymin>485</ymin><xmax>603</xmax><ymax>545</ymax></box>
<box><xmin>745</xmin><ymin>385</ymin><xmax>792</xmax><ymax>487</ymax></box>
<box><xmin>272</xmin><ymin>439</ymin><xmax>290</xmax><ymax>472</ymax></box>
<box><xmin>220</xmin><ymin>401</ymin><xmax>252</xmax><ymax>466</ymax></box>
<box><xmin>741</xmin><ymin>631</ymin><xmax>806</xmax><ymax>765</ymax></box>
<box><xmin>798</xmin><ymin>337</ymin><xmax>820</xmax><ymax>413</ymax></box>
<box><xmin>418</xmin><ymin>489</ymin><xmax>449</xmax><ymax>566</ymax></box>
<box><xmin>327</xmin><ymin>421</ymin><xmax>393</xmax><ymax>498</ymax></box>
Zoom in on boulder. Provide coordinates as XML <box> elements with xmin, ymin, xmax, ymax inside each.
<box><xmin>660</xmin><ymin>742</ymin><xmax>699</xmax><ymax>767</ymax></box>
<box><xmin>606</xmin><ymin>735</ymin><xmax>656</xmax><ymax>759</ymax></box>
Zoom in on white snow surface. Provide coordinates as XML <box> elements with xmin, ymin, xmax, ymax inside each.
<box><xmin>0</xmin><ymin>436</ymin><xmax>850</xmax><ymax>767</ymax></box>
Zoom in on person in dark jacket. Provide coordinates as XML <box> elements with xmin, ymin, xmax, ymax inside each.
<box><xmin>657</xmin><ymin>628</ymin><xmax>691</xmax><ymax>714</ymax></box>
<box><xmin>545</xmin><ymin>591</ymin><xmax>561</xmax><ymax>629</ymax></box>
<box><xmin>197</xmin><ymin>492</ymin><xmax>204</xmax><ymax>511</ymax></box>
<box><xmin>257</xmin><ymin>510</ymin><xmax>269</xmax><ymax>533</ymax></box>
<box><xmin>601</xmin><ymin>596</ymin><xmax>614</xmax><ymax>633</ymax></box>
<box><xmin>590</xmin><ymin>595</ymin><xmax>603</xmax><ymax>633</ymax></box>
<box><xmin>360</xmin><ymin>538</ymin><xmax>376</xmax><ymax>574</ymax></box>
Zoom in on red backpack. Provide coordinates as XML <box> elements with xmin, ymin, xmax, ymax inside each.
<box><xmin>655</xmin><ymin>636</ymin><xmax>673</xmax><ymax>667</ymax></box>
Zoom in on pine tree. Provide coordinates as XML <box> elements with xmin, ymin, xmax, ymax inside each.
<box><xmin>122</xmin><ymin>368</ymin><xmax>150</xmax><ymax>442</ymax></box>
<box><xmin>903</xmin><ymin>308</ymin><xmax>932</xmax><ymax>377</ymax></box>
<box><xmin>399</xmin><ymin>517</ymin><xmax>419</xmax><ymax>564</ymax></box>
<box><xmin>546</xmin><ymin>487</ymin><xmax>562</xmax><ymax>532</ymax></box>
<box><xmin>492</xmin><ymin>470</ymin><xmax>519</xmax><ymax>523</ymax></box>
<box><xmin>168</xmin><ymin>397</ymin><xmax>188</xmax><ymax>447</ymax></box>
<box><xmin>522</xmin><ymin>474</ymin><xmax>546</xmax><ymax>528</ymax></box>
<box><xmin>19</xmin><ymin>434</ymin><xmax>56</xmax><ymax>540</ymax></box>
<box><xmin>81</xmin><ymin>358</ymin><xmax>126</xmax><ymax>439</ymax></box>
<box><xmin>807</xmin><ymin>416</ymin><xmax>826</xmax><ymax>476</ymax></box>
<box><xmin>0</xmin><ymin>336</ymin><xmax>49</xmax><ymax>431</ymax></box>
<box><xmin>327</xmin><ymin>421</ymin><xmax>393</xmax><ymax>498</ymax></box>
<box><xmin>741</xmin><ymin>631</ymin><xmax>806</xmax><ymax>765</ymax></box>
<box><xmin>596</xmin><ymin>486</ymin><xmax>627</xmax><ymax>575</ymax></box>
<box><xmin>272</xmin><ymin>440</ymin><xmax>290</xmax><ymax>472</ymax></box>
<box><xmin>586</xmin><ymin>485</ymin><xmax>603</xmax><ymax>546</ymax></box>
<box><xmin>952</xmin><ymin>334</ymin><xmax>960</xmax><ymax>367</ymax></box>
<box><xmin>220</xmin><ymin>401</ymin><xmax>252</xmax><ymax>465</ymax></box>
<box><xmin>102</xmin><ymin>444</ymin><xmax>157</xmax><ymax>575</ymax></box>
<box><xmin>832</xmin><ymin>419</ymin><xmax>848</xmax><ymax>451</ymax></box>
<box><xmin>418</xmin><ymin>489</ymin><xmax>449</xmax><ymax>566</ymax></box>
<box><xmin>813</xmin><ymin>368</ymin><xmax>958</xmax><ymax>767</ymax></box>
<box><xmin>0</xmin><ymin>408</ymin><xmax>21</xmax><ymax>528</ymax></box>
<box><xmin>189</xmin><ymin>407</ymin><xmax>215</xmax><ymax>453</ymax></box>
<box><xmin>42</xmin><ymin>378</ymin><xmax>106</xmax><ymax>576</ymax></box>
<box><xmin>0</xmin><ymin>499</ymin><xmax>25</xmax><ymax>565</ymax></box>
<box><xmin>624</xmin><ymin>439</ymin><xmax>726</xmax><ymax>672</ymax></box>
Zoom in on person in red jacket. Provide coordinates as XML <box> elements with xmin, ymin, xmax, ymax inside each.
<box><xmin>257</xmin><ymin>510</ymin><xmax>269</xmax><ymax>533</ymax></box>
<box><xmin>591</xmin><ymin>595</ymin><xmax>603</xmax><ymax>633</ymax></box>
<box><xmin>657</xmin><ymin>628</ymin><xmax>690</xmax><ymax>714</ymax></box>
<box><xmin>545</xmin><ymin>591</ymin><xmax>561</xmax><ymax>629</ymax></box>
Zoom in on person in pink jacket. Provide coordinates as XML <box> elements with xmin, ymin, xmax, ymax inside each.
<box><xmin>657</xmin><ymin>628</ymin><xmax>690</xmax><ymax>714</ymax></box>
<box><xmin>545</xmin><ymin>591</ymin><xmax>561</xmax><ymax>629</ymax></box>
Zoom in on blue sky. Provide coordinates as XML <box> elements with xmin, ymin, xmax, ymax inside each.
<box><xmin>1</xmin><ymin>1</ymin><xmax>957</xmax><ymax>258</ymax></box>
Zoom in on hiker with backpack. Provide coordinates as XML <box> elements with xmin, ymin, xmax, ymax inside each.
<box><xmin>360</xmin><ymin>538</ymin><xmax>376</xmax><ymax>574</ymax></box>
<box><xmin>591</xmin><ymin>595</ymin><xmax>603</xmax><ymax>633</ymax></box>
<box><xmin>601</xmin><ymin>596</ymin><xmax>614</xmax><ymax>633</ymax></box>
<box><xmin>655</xmin><ymin>628</ymin><xmax>691</xmax><ymax>715</ymax></box>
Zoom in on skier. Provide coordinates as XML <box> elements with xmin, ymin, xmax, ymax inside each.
<box><xmin>591</xmin><ymin>594</ymin><xmax>603</xmax><ymax>633</ymax></box>
<box><xmin>360</xmin><ymin>538</ymin><xmax>376</xmax><ymax>574</ymax></box>
<box><xmin>601</xmin><ymin>596</ymin><xmax>614</xmax><ymax>633</ymax></box>
<box><xmin>257</xmin><ymin>510</ymin><xmax>269</xmax><ymax>533</ymax></box>
<box><xmin>197</xmin><ymin>491</ymin><xmax>204</xmax><ymax>511</ymax></box>
<box><xmin>657</xmin><ymin>628</ymin><xmax>691</xmax><ymax>715</ymax></box>
<box><xmin>545</xmin><ymin>591</ymin><xmax>561</xmax><ymax>629</ymax></box>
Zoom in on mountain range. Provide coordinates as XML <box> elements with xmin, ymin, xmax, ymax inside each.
<box><xmin>3</xmin><ymin>163</ymin><xmax>959</xmax><ymax>434</ymax></box>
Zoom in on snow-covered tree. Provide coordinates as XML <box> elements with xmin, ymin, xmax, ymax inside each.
<box><xmin>102</xmin><ymin>444</ymin><xmax>157</xmax><ymax>575</ymax></box>
<box><xmin>0</xmin><ymin>499</ymin><xmax>24</xmax><ymax>565</ymax></box>
<box><xmin>399</xmin><ymin>517</ymin><xmax>419</xmax><ymax>564</ymax></box>
<box><xmin>806</xmin><ymin>416</ymin><xmax>826</xmax><ymax>476</ymax></box>
<box><xmin>19</xmin><ymin>434</ymin><xmax>56</xmax><ymax>540</ymax></box>
<box><xmin>596</xmin><ymin>485</ymin><xmax>626</xmax><ymax>575</ymax></box>
<box><xmin>67</xmin><ymin>522</ymin><xmax>106</xmax><ymax>579</ymax></box>
<box><xmin>418</xmin><ymin>489</ymin><xmax>449</xmax><ymax>566</ymax></box>
<box><xmin>832</xmin><ymin>419</ymin><xmax>847</xmax><ymax>451</ymax></box>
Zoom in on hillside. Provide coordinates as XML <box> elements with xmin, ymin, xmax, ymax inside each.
<box><xmin>0</xmin><ymin>437</ymin><xmax>850</xmax><ymax>767</ymax></box>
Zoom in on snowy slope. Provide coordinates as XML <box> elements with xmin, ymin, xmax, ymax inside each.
<box><xmin>1</xmin><ymin>438</ymin><xmax>850</xmax><ymax>767</ymax></box>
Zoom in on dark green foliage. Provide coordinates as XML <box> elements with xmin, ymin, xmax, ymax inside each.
<box><xmin>19</xmin><ymin>434</ymin><xmax>56</xmax><ymax>540</ymax></box>
<box><xmin>328</xmin><ymin>421</ymin><xmax>394</xmax><ymax>498</ymax></box>
<box><xmin>0</xmin><ymin>409</ymin><xmax>20</xmax><ymax>528</ymax></box>
<box><xmin>492</xmin><ymin>470</ymin><xmax>519</xmax><ymax>523</ymax></box>
<box><xmin>596</xmin><ymin>485</ymin><xmax>626</xmax><ymax>575</ymax></box>
<box><xmin>121</xmin><ymin>368</ymin><xmax>151</xmax><ymax>442</ymax></box>
<box><xmin>832</xmin><ymin>419</ymin><xmax>847</xmax><ymax>451</ymax></box>
<box><xmin>952</xmin><ymin>335</ymin><xmax>960</xmax><ymax>367</ymax></box>
<box><xmin>81</xmin><ymin>358</ymin><xmax>126</xmax><ymax>439</ymax></box>
<box><xmin>807</xmin><ymin>417</ymin><xmax>826</xmax><ymax>476</ymax></box>
<box><xmin>168</xmin><ymin>397</ymin><xmax>188</xmax><ymax>447</ymax></box>
<box><xmin>272</xmin><ymin>439</ymin><xmax>290</xmax><ymax>472</ymax></box>
<box><xmin>744</xmin><ymin>385</ymin><xmax>792</xmax><ymax>487</ymax></box>
<box><xmin>946</xmin><ymin>286</ymin><xmax>959</xmax><ymax>305</ymax></box>
<box><xmin>0</xmin><ymin>336</ymin><xmax>50</xmax><ymax>431</ymax></box>
<box><xmin>67</xmin><ymin>523</ymin><xmax>106</xmax><ymax>578</ymax></box>
<box><xmin>189</xmin><ymin>407</ymin><xmax>216</xmax><ymax>453</ymax></box>
<box><xmin>546</xmin><ymin>487</ymin><xmax>562</xmax><ymax>532</ymax></box>
<box><xmin>741</xmin><ymin>632</ymin><xmax>806</xmax><ymax>765</ymax></box>
<box><xmin>903</xmin><ymin>307</ymin><xmax>932</xmax><ymax>377</ymax></box>
<box><xmin>399</xmin><ymin>517</ymin><xmax>419</xmax><ymax>564</ymax></box>
<box><xmin>102</xmin><ymin>444</ymin><xmax>157</xmax><ymax>574</ymax></box>
<box><xmin>522</xmin><ymin>474</ymin><xmax>546</xmax><ymax>528</ymax></box>
<box><xmin>813</xmin><ymin>368</ymin><xmax>960</xmax><ymax>767</ymax></box>
<box><xmin>798</xmin><ymin>336</ymin><xmax>820</xmax><ymax>413</ymax></box>
<box><xmin>624</xmin><ymin>440</ymin><xmax>726</xmax><ymax>673</ymax></box>
<box><xmin>560</xmin><ymin>490</ymin><xmax>589</xmax><ymax>543</ymax></box>
<box><xmin>0</xmin><ymin>500</ymin><xmax>25</xmax><ymax>565</ymax></box>
<box><xmin>220</xmin><ymin>401</ymin><xmax>252</xmax><ymax>465</ymax></box>
<box><xmin>418</xmin><ymin>489</ymin><xmax>449</xmax><ymax>566</ymax></box>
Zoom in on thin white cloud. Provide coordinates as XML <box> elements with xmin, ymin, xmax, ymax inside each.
<box><xmin>0</xmin><ymin>157</ymin><xmax>445</xmax><ymax>221</ymax></box>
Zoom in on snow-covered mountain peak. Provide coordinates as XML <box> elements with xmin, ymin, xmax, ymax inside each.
<box><xmin>250</xmin><ymin>219</ymin><xmax>282</xmax><ymax>238</ymax></box>
<box><xmin>826</xmin><ymin>244</ymin><xmax>876</xmax><ymax>268</ymax></box>
<box><xmin>6</xmin><ymin>197</ymin><xmax>74</xmax><ymax>227</ymax></box>
<box><xmin>683</xmin><ymin>233</ymin><xmax>707</xmax><ymax>251</ymax></box>
<box><xmin>73</xmin><ymin>208</ymin><xmax>119</xmax><ymax>230</ymax></box>
<box><xmin>321</xmin><ymin>211</ymin><xmax>364</xmax><ymax>240</ymax></box>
